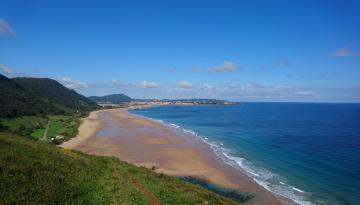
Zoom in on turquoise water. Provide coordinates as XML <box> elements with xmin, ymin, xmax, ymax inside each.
<box><xmin>130</xmin><ymin>103</ymin><xmax>360</xmax><ymax>205</ymax></box>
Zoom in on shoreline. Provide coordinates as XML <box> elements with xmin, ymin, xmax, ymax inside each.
<box><xmin>60</xmin><ymin>108</ymin><xmax>283</xmax><ymax>205</ymax></box>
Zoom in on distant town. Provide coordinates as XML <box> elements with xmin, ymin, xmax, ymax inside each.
<box><xmin>88</xmin><ymin>93</ymin><xmax>239</xmax><ymax>108</ymax></box>
<box><xmin>98</xmin><ymin>99</ymin><xmax>239</xmax><ymax>108</ymax></box>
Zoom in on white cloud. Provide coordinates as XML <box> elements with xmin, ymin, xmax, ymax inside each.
<box><xmin>0</xmin><ymin>65</ymin><xmax>34</xmax><ymax>77</ymax></box>
<box><xmin>111</xmin><ymin>79</ymin><xmax>122</xmax><ymax>85</ymax></box>
<box><xmin>203</xmin><ymin>83</ymin><xmax>214</xmax><ymax>92</ymax></box>
<box><xmin>203</xmin><ymin>83</ymin><xmax>212</xmax><ymax>89</ymax></box>
<box><xmin>0</xmin><ymin>18</ymin><xmax>15</xmax><ymax>35</ymax></box>
<box><xmin>137</xmin><ymin>80</ymin><xmax>159</xmax><ymax>88</ymax></box>
<box><xmin>54</xmin><ymin>78</ymin><xmax>360</xmax><ymax>102</ymax></box>
<box><xmin>0</xmin><ymin>64</ymin><xmax>13</xmax><ymax>75</ymax></box>
<box><xmin>209</xmin><ymin>61</ymin><xmax>237</xmax><ymax>73</ymax></box>
<box><xmin>250</xmin><ymin>82</ymin><xmax>272</xmax><ymax>89</ymax></box>
<box><xmin>208</xmin><ymin>83</ymin><xmax>352</xmax><ymax>102</ymax></box>
<box><xmin>294</xmin><ymin>91</ymin><xmax>317</xmax><ymax>96</ymax></box>
<box><xmin>177</xmin><ymin>80</ymin><xmax>193</xmax><ymax>88</ymax></box>
<box><xmin>332</xmin><ymin>47</ymin><xmax>360</xmax><ymax>57</ymax></box>
<box><xmin>162</xmin><ymin>83</ymin><xmax>360</xmax><ymax>102</ymax></box>
<box><xmin>59</xmin><ymin>77</ymin><xmax>88</xmax><ymax>89</ymax></box>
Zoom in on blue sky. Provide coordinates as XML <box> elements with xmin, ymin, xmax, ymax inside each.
<box><xmin>1</xmin><ymin>0</ymin><xmax>360</xmax><ymax>102</ymax></box>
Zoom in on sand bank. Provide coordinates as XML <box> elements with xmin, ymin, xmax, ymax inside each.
<box><xmin>61</xmin><ymin>109</ymin><xmax>282</xmax><ymax>205</ymax></box>
<box><xmin>60</xmin><ymin>110</ymin><xmax>105</xmax><ymax>149</ymax></box>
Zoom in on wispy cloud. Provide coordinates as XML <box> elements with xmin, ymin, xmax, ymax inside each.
<box><xmin>332</xmin><ymin>47</ymin><xmax>360</xmax><ymax>57</ymax></box>
<box><xmin>208</xmin><ymin>61</ymin><xmax>237</xmax><ymax>73</ymax></box>
<box><xmin>0</xmin><ymin>18</ymin><xmax>15</xmax><ymax>36</ymax></box>
<box><xmin>137</xmin><ymin>80</ymin><xmax>159</xmax><ymax>88</ymax></box>
<box><xmin>0</xmin><ymin>64</ymin><xmax>13</xmax><ymax>75</ymax></box>
<box><xmin>162</xmin><ymin>81</ymin><xmax>359</xmax><ymax>102</ymax></box>
<box><xmin>59</xmin><ymin>77</ymin><xmax>88</xmax><ymax>89</ymax></box>
<box><xmin>0</xmin><ymin>64</ymin><xmax>30</xmax><ymax>77</ymax></box>
<box><xmin>177</xmin><ymin>80</ymin><xmax>193</xmax><ymax>88</ymax></box>
<box><xmin>53</xmin><ymin>77</ymin><xmax>360</xmax><ymax>102</ymax></box>
<box><xmin>111</xmin><ymin>79</ymin><xmax>123</xmax><ymax>85</ymax></box>
<box><xmin>293</xmin><ymin>91</ymin><xmax>317</xmax><ymax>97</ymax></box>
<box><xmin>207</xmin><ymin>83</ymin><xmax>335</xmax><ymax>102</ymax></box>
<box><xmin>250</xmin><ymin>82</ymin><xmax>272</xmax><ymax>89</ymax></box>
<box><xmin>203</xmin><ymin>83</ymin><xmax>212</xmax><ymax>89</ymax></box>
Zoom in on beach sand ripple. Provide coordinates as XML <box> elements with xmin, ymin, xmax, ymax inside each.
<box><xmin>60</xmin><ymin>109</ymin><xmax>283</xmax><ymax>205</ymax></box>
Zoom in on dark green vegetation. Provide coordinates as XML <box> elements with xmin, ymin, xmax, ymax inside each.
<box><xmin>0</xmin><ymin>74</ymin><xmax>46</xmax><ymax>117</ymax></box>
<box><xmin>103</xmin><ymin>104</ymin><xmax>129</xmax><ymax>109</ymax></box>
<box><xmin>89</xmin><ymin>93</ymin><xmax>132</xmax><ymax>103</ymax></box>
<box><xmin>0</xmin><ymin>74</ymin><xmax>99</xmax><ymax>118</ymax></box>
<box><xmin>1</xmin><ymin>115</ymin><xmax>79</xmax><ymax>141</ymax></box>
<box><xmin>0</xmin><ymin>133</ymin><xmax>240</xmax><ymax>205</ymax></box>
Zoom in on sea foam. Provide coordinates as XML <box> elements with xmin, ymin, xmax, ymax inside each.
<box><xmin>128</xmin><ymin>112</ymin><xmax>316</xmax><ymax>205</ymax></box>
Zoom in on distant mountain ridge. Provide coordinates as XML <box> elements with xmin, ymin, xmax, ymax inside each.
<box><xmin>0</xmin><ymin>74</ymin><xmax>99</xmax><ymax>118</ymax></box>
<box><xmin>89</xmin><ymin>94</ymin><xmax>132</xmax><ymax>103</ymax></box>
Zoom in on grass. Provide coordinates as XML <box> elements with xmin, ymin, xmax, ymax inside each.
<box><xmin>1</xmin><ymin>116</ymin><xmax>47</xmax><ymax>140</ymax></box>
<box><xmin>1</xmin><ymin>115</ymin><xmax>80</xmax><ymax>141</ymax></box>
<box><xmin>0</xmin><ymin>133</ymin><xmax>240</xmax><ymax>205</ymax></box>
<box><xmin>47</xmin><ymin>115</ymin><xmax>80</xmax><ymax>140</ymax></box>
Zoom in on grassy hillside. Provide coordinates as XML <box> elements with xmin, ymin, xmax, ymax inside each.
<box><xmin>0</xmin><ymin>133</ymin><xmax>240</xmax><ymax>205</ymax></box>
<box><xmin>89</xmin><ymin>93</ymin><xmax>132</xmax><ymax>103</ymax></box>
<box><xmin>0</xmin><ymin>74</ymin><xmax>99</xmax><ymax>118</ymax></box>
<box><xmin>14</xmin><ymin>77</ymin><xmax>99</xmax><ymax>115</ymax></box>
<box><xmin>1</xmin><ymin>115</ymin><xmax>79</xmax><ymax>141</ymax></box>
<box><xmin>0</xmin><ymin>74</ymin><xmax>48</xmax><ymax>117</ymax></box>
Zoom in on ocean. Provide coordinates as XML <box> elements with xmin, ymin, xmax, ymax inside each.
<box><xmin>130</xmin><ymin>103</ymin><xmax>360</xmax><ymax>205</ymax></box>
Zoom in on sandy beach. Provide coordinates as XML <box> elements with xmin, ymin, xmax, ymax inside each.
<box><xmin>61</xmin><ymin>108</ymin><xmax>283</xmax><ymax>205</ymax></box>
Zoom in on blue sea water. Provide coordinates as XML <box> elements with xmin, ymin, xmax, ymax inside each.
<box><xmin>130</xmin><ymin>103</ymin><xmax>360</xmax><ymax>205</ymax></box>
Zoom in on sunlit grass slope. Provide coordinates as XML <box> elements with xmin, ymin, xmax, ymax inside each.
<box><xmin>0</xmin><ymin>133</ymin><xmax>240</xmax><ymax>205</ymax></box>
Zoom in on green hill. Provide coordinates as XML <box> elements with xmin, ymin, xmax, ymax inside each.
<box><xmin>89</xmin><ymin>94</ymin><xmax>132</xmax><ymax>104</ymax></box>
<box><xmin>0</xmin><ymin>74</ymin><xmax>48</xmax><ymax>117</ymax></box>
<box><xmin>0</xmin><ymin>74</ymin><xmax>99</xmax><ymax>118</ymax></box>
<box><xmin>0</xmin><ymin>133</ymin><xmax>240</xmax><ymax>205</ymax></box>
<box><xmin>13</xmin><ymin>77</ymin><xmax>99</xmax><ymax>115</ymax></box>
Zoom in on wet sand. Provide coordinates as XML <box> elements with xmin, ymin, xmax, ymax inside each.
<box><xmin>61</xmin><ymin>109</ymin><xmax>283</xmax><ymax>205</ymax></box>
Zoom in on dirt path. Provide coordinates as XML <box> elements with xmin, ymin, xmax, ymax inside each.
<box><xmin>41</xmin><ymin>120</ymin><xmax>50</xmax><ymax>140</ymax></box>
<box><xmin>130</xmin><ymin>176</ymin><xmax>160</xmax><ymax>205</ymax></box>
<box><xmin>112</xmin><ymin>168</ymin><xmax>160</xmax><ymax>205</ymax></box>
